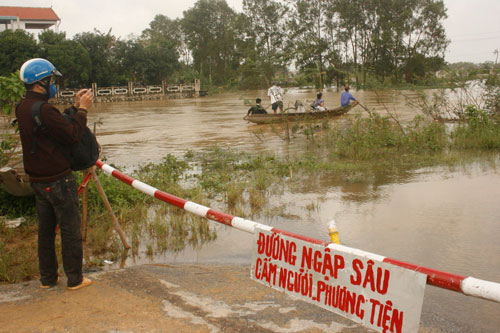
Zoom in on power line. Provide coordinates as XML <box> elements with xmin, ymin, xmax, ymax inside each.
<box><xmin>447</xmin><ymin>50</ymin><xmax>496</xmax><ymax>56</ymax></box>
<box><xmin>452</xmin><ymin>36</ymin><xmax>500</xmax><ymax>43</ymax></box>
<box><xmin>447</xmin><ymin>30</ymin><xmax>500</xmax><ymax>39</ymax></box>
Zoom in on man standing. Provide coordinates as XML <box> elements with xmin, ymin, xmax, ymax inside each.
<box><xmin>267</xmin><ymin>81</ymin><xmax>284</xmax><ymax>114</ymax></box>
<box><xmin>16</xmin><ymin>58</ymin><xmax>93</xmax><ymax>290</ymax></box>
<box><xmin>341</xmin><ymin>85</ymin><xmax>357</xmax><ymax>107</ymax></box>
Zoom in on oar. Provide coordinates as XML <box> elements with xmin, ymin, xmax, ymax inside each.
<box><xmin>356</xmin><ymin>101</ymin><xmax>374</xmax><ymax>116</ymax></box>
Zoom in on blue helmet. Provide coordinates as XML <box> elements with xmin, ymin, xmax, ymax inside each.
<box><xmin>19</xmin><ymin>58</ymin><xmax>62</xmax><ymax>84</ymax></box>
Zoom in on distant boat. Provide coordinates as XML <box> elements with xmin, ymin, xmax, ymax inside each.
<box><xmin>243</xmin><ymin>104</ymin><xmax>356</xmax><ymax>124</ymax></box>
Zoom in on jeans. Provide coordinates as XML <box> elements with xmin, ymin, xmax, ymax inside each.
<box><xmin>31</xmin><ymin>174</ymin><xmax>83</xmax><ymax>287</ymax></box>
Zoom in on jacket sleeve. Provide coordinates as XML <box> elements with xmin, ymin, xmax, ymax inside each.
<box><xmin>40</xmin><ymin>103</ymin><xmax>88</xmax><ymax>145</ymax></box>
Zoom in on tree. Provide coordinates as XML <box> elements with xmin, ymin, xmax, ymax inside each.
<box><xmin>73</xmin><ymin>30</ymin><xmax>119</xmax><ymax>86</ymax></box>
<box><xmin>0</xmin><ymin>30</ymin><xmax>38</xmax><ymax>77</ymax></box>
<box><xmin>399</xmin><ymin>0</ymin><xmax>448</xmax><ymax>82</ymax></box>
<box><xmin>114</xmin><ymin>39</ymin><xmax>149</xmax><ymax>83</ymax></box>
<box><xmin>242</xmin><ymin>0</ymin><xmax>289</xmax><ymax>86</ymax></box>
<box><xmin>182</xmin><ymin>0</ymin><xmax>242</xmax><ymax>86</ymax></box>
<box><xmin>140</xmin><ymin>15</ymin><xmax>182</xmax><ymax>84</ymax></box>
<box><xmin>144</xmin><ymin>40</ymin><xmax>180</xmax><ymax>84</ymax></box>
<box><xmin>286</xmin><ymin>0</ymin><xmax>331</xmax><ymax>89</ymax></box>
<box><xmin>142</xmin><ymin>15</ymin><xmax>189</xmax><ymax>65</ymax></box>
<box><xmin>38</xmin><ymin>30</ymin><xmax>91</xmax><ymax>88</ymax></box>
<box><xmin>331</xmin><ymin>0</ymin><xmax>448</xmax><ymax>84</ymax></box>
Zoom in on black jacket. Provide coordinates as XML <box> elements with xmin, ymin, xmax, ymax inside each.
<box><xmin>16</xmin><ymin>91</ymin><xmax>88</xmax><ymax>182</ymax></box>
<box><xmin>247</xmin><ymin>105</ymin><xmax>267</xmax><ymax>115</ymax></box>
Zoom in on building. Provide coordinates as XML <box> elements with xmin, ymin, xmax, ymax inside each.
<box><xmin>0</xmin><ymin>6</ymin><xmax>59</xmax><ymax>33</ymax></box>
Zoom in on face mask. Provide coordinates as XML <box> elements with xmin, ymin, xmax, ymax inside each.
<box><xmin>49</xmin><ymin>84</ymin><xmax>57</xmax><ymax>98</ymax></box>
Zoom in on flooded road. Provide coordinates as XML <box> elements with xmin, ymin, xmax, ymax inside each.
<box><xmin>90</xmin><ymin>88</ymin><xmax>423</xmax><ymax>167</ymax></box>
<box><xmin>88</xmin><ymin>89</ymin><xmax>500</xmax><ymax>332</ymax></box>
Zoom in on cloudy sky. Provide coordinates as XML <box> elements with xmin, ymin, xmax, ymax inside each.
<box><xmin>3</xmin><ymin>0</ymin><xmax>500</xmax><ymax>64</ymax></box>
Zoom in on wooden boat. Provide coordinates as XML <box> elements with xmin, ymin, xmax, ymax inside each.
<box><xmin>243</xmin><ymin>103</ymin><xmax>356</xmax><ymax>124</ymax></box>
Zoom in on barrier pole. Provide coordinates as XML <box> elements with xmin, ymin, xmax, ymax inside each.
<box><xmin>95</xmin><ymin>159</ymin><xmax>500</xmax><ymax>303</ymax></box>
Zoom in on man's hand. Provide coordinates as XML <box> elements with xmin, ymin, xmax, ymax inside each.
<box><xmin>74</xmin><ymin>89</ymin><xmax>87</xmax><ymax>108</ymax></box>
<box><xmin>77</xmin><ymin>89</ymin><xmax>93</xmax><ymax>111</ymax></box>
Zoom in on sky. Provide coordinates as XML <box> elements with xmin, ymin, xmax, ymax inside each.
<box><xmin>2</xmin><ymin>0</ymin><xmax>500</xmax><ymax>64</ymax></box>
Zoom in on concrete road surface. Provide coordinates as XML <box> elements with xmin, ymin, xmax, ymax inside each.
<box><xmin>0</xmin><ymin>264</ymin><xmax>441</xmax><ymax>332</ymax></box>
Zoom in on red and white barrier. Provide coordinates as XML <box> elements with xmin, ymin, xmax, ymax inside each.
<box><xmin>95</xmin><ymin>160</ymin><xmax>500</xmax><ymax>303</ymax></box>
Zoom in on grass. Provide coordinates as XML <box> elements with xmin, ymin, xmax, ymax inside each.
<box><xmin>451</xmin><ymin>106</ymin><xmax>500</xmax><ymax>149</ymax></box>
<box><xmin>0</xmin><ymin>219</ymin><xmax>38</xmax><ymax>283</ymax></box>
<box><xmin>2</xmin><ymin>107</ymin><xmax>500</xmax><ymax>283</ymax></box>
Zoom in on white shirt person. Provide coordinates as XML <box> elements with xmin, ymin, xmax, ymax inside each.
<box><xmin>267</xmin><ymin>82</ymin><xmax>284</xmax><ymax>113</ymax></box>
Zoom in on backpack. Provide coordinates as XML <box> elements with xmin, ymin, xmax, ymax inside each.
<box><xmin>30</xmin><ymin>101</ymin><xmax>100</xmax><ymax>171</ymax></box>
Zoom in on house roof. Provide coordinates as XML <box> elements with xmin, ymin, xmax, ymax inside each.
<box><xmin>0</xmin><ymin>6</ymin><xmax>60</xmax><ymax>21</ymax></box>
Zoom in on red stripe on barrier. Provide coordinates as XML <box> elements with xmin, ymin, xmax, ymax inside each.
<box><xmin>154</xmin><ymin>190</ymin><xmax>187</xmax><ymax>209</ymax></box>
<box><xmin>272</xmin><ymin>228</ymin><xmax>330</xmax><ymax>247</ymax></box>
<box><xmin>384</xmin><ymin>257</ymin><xmax>465</xmax><ymax>292</ymax></box>
<box><xmin>94</xmin><ymin>160</ymin><xmax>499</xmax><ymax>298</ymax></box>
<box><xmin>112</xmin><ymin>170</ymin><xmax>135</xmax><ymax>186</ymax></box>
<box><xmin>206</xmin><ymin>209</ymin><xmax>234</xmax><ymax>226</ymax></box>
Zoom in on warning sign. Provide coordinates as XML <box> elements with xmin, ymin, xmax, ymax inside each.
<box><xmin>251</xmin><ymin>227</ymin><xmax>426</xmax><ymax>333</ymax></box>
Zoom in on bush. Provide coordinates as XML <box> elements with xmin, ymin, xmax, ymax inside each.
<box><xmin>0</xmin><ymin>72</ymin><xmax>25</xmax><ymax>167</ymax></box>
<box><xmin>0</xmin><ymin>188</ymin><xmax>36</xmax><ymax>218</ymax></box>
<box><xmin>451</xmin><ymin>106</ymin><xmax>500</xmax><ymax>149</ymax></box>
<box><xmin>328</xmin><ymin>114</ymin><xmax>446</xmax><ymax>160</ymax></box>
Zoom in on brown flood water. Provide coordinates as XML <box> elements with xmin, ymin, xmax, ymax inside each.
<box><xmin>88</xmin><ymin>88</ymin><xmax>500</xmax><ymax>332</ymax></box>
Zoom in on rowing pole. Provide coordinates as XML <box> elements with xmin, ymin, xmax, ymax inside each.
<box><xmin>95</xmin><ymin>159</ymin><xmax>500</xmax><ymax>303</ymax></box>
<box><xmin>356</xmin><ymin>101</ymin><xmax>374</xmax><ymax>116</ymax></box>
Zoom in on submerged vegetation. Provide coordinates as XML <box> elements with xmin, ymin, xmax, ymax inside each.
<box><xmin>1</xmin><ymin>0</ymin><xmax>499</xmax><ymax>285</ymax></box>
<box><xmin>2</xmin><ymin>98</ymin><xmax>500</xmax><ymax>283</ymax></box>
<box><xmin>1</xmin><ymin>61</ymin><xmax>499</xmax><ymax>282</ymax></box>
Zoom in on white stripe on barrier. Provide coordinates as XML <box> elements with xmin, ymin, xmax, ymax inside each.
<box><xmin>102</xmin><ymin>164</ymin><xmax>116</xmax><ymax>175</ymax></box>
<box><xmin>232</xmin><ymin>217</ymin><xmax>268</xmax><ymax>234</ymax></box>
<box><xmin>132</xmin><ymin>180</ymin><xmax>157</xmax><ymax>197</ymax></box>
<box><xmin>461</xmin><ymin>277</ymin><xmax>500</xmax><ymax>302</ymax></box>
<box><xmin>184</xmin><ymin>201</ymin><xmax>210</xmax><ymax>217</ymax></box>
<box><xmin>94</xmin><ymin>159</ymin><xmax>500</xmax><ymax>304</ymax></box>
<box><xmin>327</xmin><ymin>243</ymin><xmax>386</xmax><ymax>262</ymax></box>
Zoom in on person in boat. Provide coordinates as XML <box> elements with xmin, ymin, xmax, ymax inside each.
<box><xmin>312</xmin><ymin>92</ymin><xmax>327</xmax><ymax>111</ymax></box>
<box><xmin>267</xmin><ymin>81</ymin><xmax>284</xmax><ymax>114</ymax></box>
<box><xmin>16</xmin><ymin>58</ymin><xmax>93</xmax><ymax>291</ymax></box>
<box><xmin>341</xmin><ymin>85</ymin><xmax>358</xmax><ymax>107</ymax></box>
<box><xmin>247</xmin><ymin>98</ymin><xmax>268</xmax><ymax>115</ymax></box>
